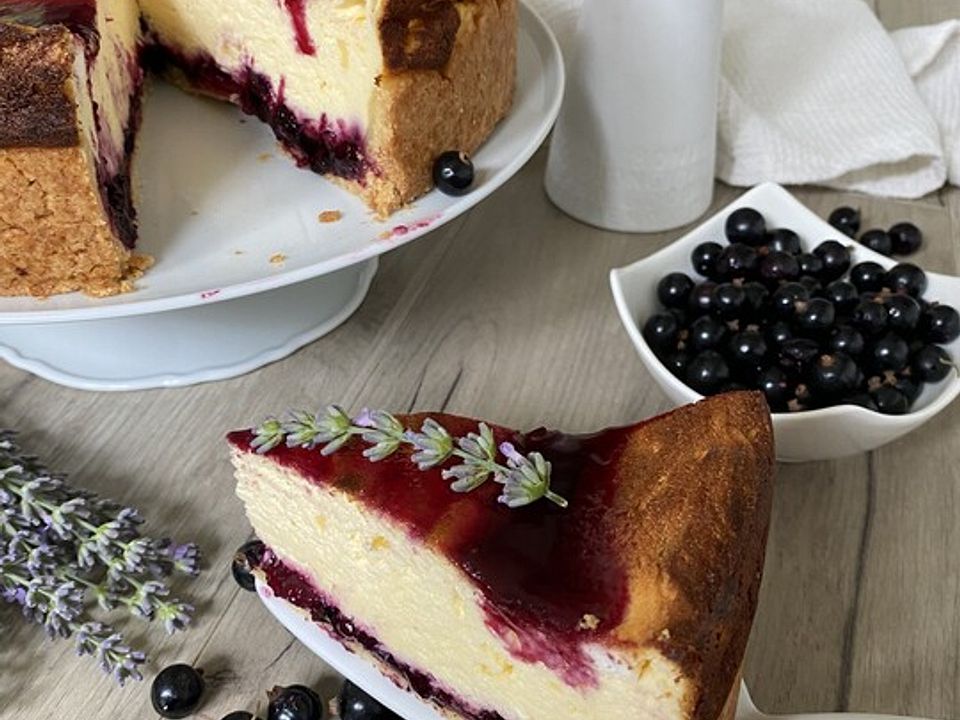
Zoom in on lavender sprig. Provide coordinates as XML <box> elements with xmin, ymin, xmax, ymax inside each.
<box><xmin>0</xmin><ymin>432</ymin><xmax>201</xmax><ymax>684</ymax></box>
<box><xmin>254</xmin><ymin>408</ymin><xmax>568</xmax><ymax>509</ymax></box>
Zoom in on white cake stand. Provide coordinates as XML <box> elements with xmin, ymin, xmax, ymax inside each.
<box><xmin>0</xmin><ymin>2</ymin><xmax>563</xmax><ymax>391</ymax></box>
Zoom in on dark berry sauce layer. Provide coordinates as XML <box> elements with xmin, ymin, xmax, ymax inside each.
<box><xmin>94</xmin><ymin>64</ymin><xmax>144</xmax><ymax>250</ymax></box>
<box><xmin>229</xmin><ymin>414</ymin><xmax>633</xmax><ymax>688</ymax></box>
<box><xmin>282</xmin><ymin>0</ymin><xmax>316</xmax><ymax>56</ymax></box>
<box><xmin>260</xmin><ymin>549</ymin><xmax>505</xmax><ymax>720</ymax></box>
<box><xmin>142</xmin><ymin>43</ymin><xmax>373</xmax><ymax>182</ymax></box>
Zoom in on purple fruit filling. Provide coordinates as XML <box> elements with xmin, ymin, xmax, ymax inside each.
<box><xmin>259</xmin><ymin>549</ymin><xmax>506</xmax><ymax>720</ymax></box>
<box><xmin>142</xmin><ymin>42</ymin><xmax>373</xmax><ymax>183</ymax></box>
<box><xmin>281</xmin><ymin>0</ymin><xmax>316</xmax><ymax>56</ymax></box>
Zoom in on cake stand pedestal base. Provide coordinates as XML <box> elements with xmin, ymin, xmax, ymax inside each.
<box><xmin>0</xmin><ymin>260</ymin><xmax>377</xmax><ymax>392</ymax></box>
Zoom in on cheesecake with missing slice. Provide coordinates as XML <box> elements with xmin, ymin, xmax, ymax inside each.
<box><xmin>229</xmin><ymin>392</ymin><xmax>775</xmax><ymax>720</ymax></box>
<box><xmin>0</xmin><ymin>0</ymin><xmax>516</xmax><ymax>297</ymax></box>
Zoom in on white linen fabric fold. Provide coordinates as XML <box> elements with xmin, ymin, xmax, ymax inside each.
<box><xmin>524</xmin><ymin>0</ymin><xmax>959</xmax><ymax>197</ymax></box>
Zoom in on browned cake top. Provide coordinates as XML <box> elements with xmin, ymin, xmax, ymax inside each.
<box><xmin>0</xmin><ymin>22</ymin><xmax>79</xmax><ymax>147</ymax></box>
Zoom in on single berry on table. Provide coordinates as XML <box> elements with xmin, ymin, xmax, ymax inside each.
<box><xmin>858</xmin><ymin>229</ymin><xmax>893</xmax><ymax>256</ymax></box>
<box><xmin>912</xmin><ymin>344</ymin><xmax>953</xmax><ymax>383</ymax></box>
<box><xmin>922</xmin><ymin>304</ymin><xmax>960</xmax><ymax>344</ymax></box>
<box><xmin>886</xmin><ymin>263</ymin><xmax>927</xmax><ymax>297</ymax></box>
<box><xmin>828</xmin><ymin>206</ymin><xmax>861</xmax><ymax>237</ymax></box>
<box><xmin>767</xmin><ymin>228</ymin><xmax>802</xmax><ymax>255</ymax></box>
<box><xmin>715</xmin><ymin>243</ymin><xmax>759</xmax><ymax>280</ymax></box>
<box><xmin>797</xmin><ymin>253</ymin><xmax>824</xmax><ymax>278</ymax></box>
<box><xmin>827</xmin><ymin>325</ymin><xmax>865</xmax><ymax>357</ymax></box>
<box><xmin>822</xmin><ymin>280</ymin><xmax>860</xmax><ymax>314</ymax></box>
<box><xmin>151</xmin><ymin>664</ymin><xmax>205</xmax><ymax>719</ymax></box>
<box><xmin>689</xmin><ymin>315</ymin><xmax>728</xmax><ymax>352</ymax></box>
<box><xmin>795</xmin><ymin>298</ymin><xmax>836</xmax><ymax>335</ymax></box>
<box><xmin>688</xmin><ymin>281</ymin><xmax>717</xmax><ymax>316</ymax></box>
<box><xmin>757</xmin><ymin>365</ymin><xmax>793</xmax><ymax>410</ymax></box>
<box><xmin>851</xmin><ymin>299</ymin><xmax>888</xmax><ymax>336</ymax></box>
<box><xmin>864</xmin><ymin>333</ymin><xmax>909</xmax><ymax>373</ymax></box>
<box><xmin>807</xmin><ymin>353</ymin><xmax>860</xmax><ymax>399</ymax></box>
<box><xmin>232</xmin><ymin>538</ymin><xmax>266</xmax><ymax>592</ymax></box>
<box><xmin>770</xmin><ymin>282</ymin><xmax>810</xmax><ymax>319</ymax></box>
<box><xmin>813</xmin><ymin>240</ymin><xmax>852</xmax><ymax>281</ymax></box>
<box><xmin>888</xmin><ymin>222</ymin><xmax>922</xmax><ymax>255</ymax></box>
<box><xmin>685</xmin><ymin>351</ymin><xmax>731</xmax><ymax>395</ymax></box>
<box><xmin>725</xmin><ymin>207</ymin><xmax>767</xmax><ymax>245</ymax></box>
<box><xmin>657</xmin><ymin>272</ymin><xmax>695</xmax><ymax>309</ymax></box>
<box><xmin>871</xmin><ymin>385</ymin><xmax>910</xmax><ymax>415</ymax></box>
<box><xmin>848</xmin><ymin>261</ymin><xmax>887</xmax><ymax>293</ymax></box>
<box><xmin>759</xmin><ymin>251</ymin><xmax>800</xmax><ymax>285</ymax></box>
<box><xmin>884</xmin><ymin>295</ymin><xmax>921</xmax><ymax>334</ymax></box>
<box><xmin>433</xmin><ymin>151</ymin><xmax>474</xmax><ymax>195</ymax></box>
<box><xmin>339</xmin><ymin>680</ymin><xmax>400</xmax><ymax>720</ymax></box>
<box><xmin>691</xmin><ymin>242</ymin><xmax>724</xmax><ymax>278</ymax></box>
<box><xmin>267</xmin><ymin>685</ymin><xmax>324</xmax><ymax>720</ymax></box>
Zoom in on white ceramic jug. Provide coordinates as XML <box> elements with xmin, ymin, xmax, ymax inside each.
<box><xmin>545</xmin><ymin>0</ymin><xmax>724</xmax><ymax>232</ymax></box>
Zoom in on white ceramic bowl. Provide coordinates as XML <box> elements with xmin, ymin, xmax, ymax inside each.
<box><xmin>610</xmin><ymin>183</ymin><xmax>960</xmax><ymax>463</ymax></box>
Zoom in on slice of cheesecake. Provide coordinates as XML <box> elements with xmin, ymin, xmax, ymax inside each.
<box><xmin>230</xmin><ymin>392</ymin><xmax>775</xmax><ymax>720</ymax></box>
<box><xmin>139</xmin><ymin>0</ymin><xmax>516</xmax><ymax>216</ymax></box>
<box><xmin>0</xmin><ymin>0</ymin><xmax>151</xmax><ymax>297</ymax></box>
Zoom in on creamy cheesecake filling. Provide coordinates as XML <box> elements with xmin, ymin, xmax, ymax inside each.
<box><xmin>234</xmin><ymin>449</ymin><xmax>690</xmax><ymax>720</ymax></box>
<box><xmin>139</xmin><ymin>0</ymin><xmax>382</xmax><ymax>181</ymax></box>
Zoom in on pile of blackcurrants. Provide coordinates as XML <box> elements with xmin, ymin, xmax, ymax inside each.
<box><xmin>642</xmin><ymin>207</ymin><xmax>958</xmax><ymax>414</ymax></box>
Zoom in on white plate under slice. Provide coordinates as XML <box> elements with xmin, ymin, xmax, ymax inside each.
<box><xmin>0</xmin><ymin>2</ymin><xmax>564</xmax><ymax>391</ymax></box>
<box><xmin>258</xmin><ymin>581</ymin><xmax>931</xmax><ymax>720</ymax></box>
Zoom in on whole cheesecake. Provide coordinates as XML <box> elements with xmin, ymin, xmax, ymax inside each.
<box><xmin>230</xmin><ymin>392</ymin><xmax>775</xmax><ymax>720</ymax></box>
<box><xmin>0</xmin><ymin>0</ymin><xmax>516</xmax><ymax>297</ymax></box>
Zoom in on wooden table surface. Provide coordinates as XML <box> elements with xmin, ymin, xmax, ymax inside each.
<box><xmin>3</xmin><ymin>3</ymin><xmax>960</xmax><ymax>719</ymax></box>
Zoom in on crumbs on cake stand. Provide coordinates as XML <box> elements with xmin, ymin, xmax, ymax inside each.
<box><xmin>318</xmin><ymin>210</ymin><xmax>343</xmax><ymax>224</ymax></box>
<box><xmin>269</xmin><ymin>252</ymin><xmax>287</xmax><ymax>265</ymax></box>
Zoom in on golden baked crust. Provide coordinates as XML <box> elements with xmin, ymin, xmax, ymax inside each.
<box><xmin>610</xmin><ymin>392</ymin><xmax>774</xmax><ymax>720</ymax></box>
<box><xmin>0</xmin><ymin>146</ymin><xmax>150</xmax><ymax>297</ymax></box>
<box><xmin>361</xmin><ymin>0</ymin><xmax>516</xmax><ymax>215</ymax></box>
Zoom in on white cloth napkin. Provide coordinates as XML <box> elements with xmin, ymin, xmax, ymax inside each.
<box><xmin>525</xmin><ymin>0</ymin><xmax>960</xmax><ymax>198</ymax></box>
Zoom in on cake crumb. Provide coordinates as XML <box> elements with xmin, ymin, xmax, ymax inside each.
<box><xmin>234</xmin><ymin>250</ymin><xmax>244</xmax><ymax>255</ymax></box>
<box><xmin>578</xmin><ymin>614</ymin><xmax>600</xmax><ymax>631</ymax></box>
<box><xmin>370</xmin><ymin>536</ymin><xmax>390</xmax><ymax>551</ymax></box>
<box><xmin>318</xmin><ymin>210</ymin><xmax>343</xmax><ymax>224</ymax></box>
<box><xmin>258</xmin><ymin>152</ymin><xmax>273</xmax><ymax>162</ymax></box>
<box><xmin>269</xmin><ymin>252</ymin><xmax>287</xmax><ymax>265</ymax></box>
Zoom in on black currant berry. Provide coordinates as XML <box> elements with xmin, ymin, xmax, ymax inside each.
<box><xmin>888</xmin><ymin>222</ymin><xmax>922</xmax><ymax>255</ymax></box>
<box><xmin>657</xmin><ymin>272</ymin><xmax>696</xmax><ymax>309</ymax></box>
<box><xmin>813</xmin><ymin>240</ymin><xmax>852</xmax><ymax>281</ymax></box>
<box><xmin>828</xmin><ymin>206</ymin><xmax>860</xmax><ymax>237</ymax></box>
<box><xmin>151</xmin><ymin>665</ymin><xmax>205</xmax><ymax>720</ymax></box>
<box><xmin>886</xmin><ymin>263</ymin><xmax>927</xmax><ymax>297</ymax></box>
<box><xmin>725</xmin><ymin>207</ymin><xmax>766</xmax><ymax>246</ymax></box>
<box><xmin>691</xmin><ymin>242</ymin><xmax>724</xmax><ymax>279</ymax></box>
<box><xmin>858</xmin><ymin>229</ymin><xmax>892</xmax><ymax>256</ymax></box>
